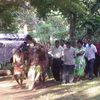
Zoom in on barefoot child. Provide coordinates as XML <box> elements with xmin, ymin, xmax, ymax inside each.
<box><xmin>13</xmin><ymin>49</ymin><xmax>24</xmax><ymax>88</ymax></box>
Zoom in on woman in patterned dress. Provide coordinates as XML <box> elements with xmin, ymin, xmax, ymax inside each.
<box><xmin>74</xmin><ymin>40</ymin><xmax>86</xmax><ymax>81</ymax></box>
<box><xmin>26</xmin><ymin>53</ymin><xmax>41</xmax><ymax>90</ymax></box>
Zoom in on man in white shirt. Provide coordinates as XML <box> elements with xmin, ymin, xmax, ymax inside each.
<box><xmin>51</xmin><ymin>40</ymin><xmax>64</xmax><ymax>81</ymax></box>
<box><xmin>85</xmin><ymin>38</ymin><xmax>97</xmax><ymax>79</ymax></box>
<box><xmin>62</xmin><ymin>41</ymin><xmax>76</xmax><ymax>84</ymax></box>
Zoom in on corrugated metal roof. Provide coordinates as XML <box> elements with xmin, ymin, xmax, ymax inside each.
<box><xmin>0</xmin><ymin>34</ymin><xmax>27</xmax><ymax>40</ymax></box>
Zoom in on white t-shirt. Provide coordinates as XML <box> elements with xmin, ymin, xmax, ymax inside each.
<box><xmin>63</xmin><ymin>47</ymin><xmax>76</xmax><ymax>65</ymax></box>
<box><xmin>85</xmin><ymin>44</ymin><xmax>97</xmax><ymax>60</ymax></box>
<box><xmin>51</xmin><ymin>46</ymin><xmax>64</xmax><ymax>58</ymax></box>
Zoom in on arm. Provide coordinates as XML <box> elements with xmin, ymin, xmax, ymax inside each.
<box><xmin>93</xmin><ymin>45</ymin><xmax>97</xmax><ymax>53</ymax></box>
<box><xmin>73</xmin><ymin>48</ymin><xmax>76</xmax><ymax>58</ymax></box>
<box><xmin>51</xmin><ymin>47</ymin><xmax>54</xmax><ymax>57</ymax></box>
<box><xmin>34</xmin><ymin>65</ymin><xmax>41</xmax><ymax>82</ymax></box>
<box><xmin>61</xmin><ymin>47</ymin><xmax>64</xmax><ymax>58</ymax></box>
<box><xmin>34</xmin><ymin>72</ymin><xmax>40</xmax><ymax>82</ymax></box>
<box><xmin>13</xmin><ymin>55</ymin><xmax>16</xmax><ymax>65</ymax></box>
<box><xmin>77</xmin><ymin>50</ymin><xmax>85</xmax><ymax>56</ymax></box>
<box><xmin>21</xmin><ymin>54</ymin><xmax>24</xmax><ymax>65</ymax></box>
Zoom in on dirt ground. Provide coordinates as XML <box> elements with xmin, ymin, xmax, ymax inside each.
<box><xmin>0</xmin><ymin>76</ymin><xmax>100</xmax><ymax>100</ymax></box>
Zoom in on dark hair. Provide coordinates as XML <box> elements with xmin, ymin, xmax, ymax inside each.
<box><xmin>77</xmin><ymin>39</ymin><xmax>83</xmax><ymax>45</ymax></box>
<box><xmin>25</xmin><ymin>35</ymin><xmax>33</xmax><ymax>41</ymax></box>
<box><xmin>60</xmin><ymin>39</ymin><xmax>65</xmax><ymax>43</ymax></box>
<box><xmin>47</xmin><ymin>41</ymin><xmax>51</xmax><ymax>44</ymax></box>
<box><xmin>65</xmin><ymin>41</ymin><xmax>71</xmax><ymax>45</ymax></box>
<box><xmin>55</xmin><ymin>40</ymin><xmax>59</xmax><ymax>44</ymax></box>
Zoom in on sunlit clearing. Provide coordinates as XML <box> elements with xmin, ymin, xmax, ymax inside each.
<box><xmin>86</xmin><ymin>81</ymin><xmax>100</xmax><ymax>85</ymax></box>
<box><xmin>0</xmin><ymin>83</ymin><xmax>12</xmax><ymax>88</ymax></box>
<box><xmin>85</xmin><ymin>86</ymin><xmax>100</xmax><ymax>98</ymax></box>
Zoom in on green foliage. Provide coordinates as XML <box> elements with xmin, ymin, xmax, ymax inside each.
<box><xmin>30</xmin><ymin>0</ymin><xmax>87</xmax><ymax>18</ymax></box>
<box><xmin>0</xmin><ymin>0</ymin><xmax>99</xmax><ymax>43</ymax></box>
<box><xmin>31</xmin><ymin>15</ymin><xmax>69</xmax><ymax>42</ymax></box>
<box><xmin>0</xmin><ymin>6</ymin><xmax>19</xmax><ymax>33</ymax></box>
<box><xmin>75</xmin><ymin>0</ymin><xmax>100</xmax><ymax>41</ymax></box>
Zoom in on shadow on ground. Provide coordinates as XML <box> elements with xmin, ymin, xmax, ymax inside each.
<box><xmin>1</xmin><ymin>78</ymin><xmax>100</xmax><ymax>100</ymax></box>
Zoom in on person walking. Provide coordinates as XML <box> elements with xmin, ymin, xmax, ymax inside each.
<box><xmin>62</xmin><ymin>41</ymin><xmax>76</xmax><ymax>84</ymax></box>
<box><xmin>51</xmin><ymin>40</ymin><xmax>63</xmax><ymax>81</ymax></box>
<box><xmin>85</xmin><ymin>38</ymin><xmax>97</xmax><ymax>80</ymax></box>
<box><xmin>13</xmin><ymin>49</ymin><xmax>24</xmax><ymax>88</ymax></box>
<box><xmin>94</xmin><ymin>41</ymin><xmax>100</xmax><ymax>77</ymax></box>
<box><xmin>74</xmin><ymin>40</ymin><xmax>86</xmax><ymax>81</ymax></box>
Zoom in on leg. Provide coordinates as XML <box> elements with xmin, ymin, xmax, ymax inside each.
<box><xmin>20</xmin><ymin>74</ymin><xmax>24</xmax><ymax>86</ymax></box>
<box><xmin>94</xmin><ymin>56</ymin><xmax>98</xmax><ymax>77</ymax></box>
<box><xmin>68</xmin><ymin>65</ymin><xmax>75</xmax><ymax>83</ymax></box>
<box><xmin>14</xmin><ymin>75</ymin><xmax>21</xmax><ymax>87</ymax></box>
<box><xmin>62</xmin><ymin>65</ymin><xmax>68</xmax><ymax>84</ymax></box>
<box><xmin>88</xmin><ymin>59</ymin><xmax>95</xmax><ymax>79</ymax></box>
<box><xmin>27</xmin><ymin>68</ymin><xmax>35</xmax><ymax>90</ymax></box>
<box><xmin>84</xmin><ymin>57</ymin><xmax>88</xmax><ymax>77</ymax></box>
<box><xmin>51</xmin><ymin>58</ymin><xmax>60</xmax><ymax>81</ymax></box>
<box><xmin>59</xmin><ymin>60</ymin><xmax>63</xmax><ymax>82</ymax></box>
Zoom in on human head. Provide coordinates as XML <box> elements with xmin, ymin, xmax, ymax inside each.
<box><xmin>87</xmin><ymin>38</ymin><xmax>92</xmax><ymax>45</ymax></box>
<box><xmin>34</xmin><ymin>53</ymin><xmax>39</xmax><ymax>64</ymax></box>
<box><xmin>47</xmin><ymin>41</ymin><xmax>51</xmax><ymax>46</ymax></box>
<box><xmin>77</xmin><ymin>40</ymin><xmax>83</xmax><ymax>48</ymax></box>
<box><xmin>60</xmin><ymin>39</ymin><xmax>65</xmax><ymax>46</ymax></box>
<box><xmin>16</xmin><ymin>49</ymin><xmax>22</xmax><ymax>55</ymax></box>
<box><xmin>55</xmin><ymin>40</ymin><xmax>59</xmax><ymax>48</ymax></box>
<box><xmin>83</xmin><ymin>38</ymin><xmax>88</xmax><ymax>44</ymax></box>
<box><xmin>66</xmin><ymin>41</ymin><xmax>71</xmax><ymax>48</ymax></box>
<box><xmin>25</xmin><ymin>35</ymin><xmax>32</xmax><ymax>43</ymax></box>
<box><xmin>25</xmin><ymin>35</ymin><xmax>36</xmax><ymax>45</ymax></box>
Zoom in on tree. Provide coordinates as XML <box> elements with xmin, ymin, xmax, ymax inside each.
<box><xmin>75</xmin><ymin>0</ymin><xmax>100</xmax><ymax>40</ymax></box>
<box><xmin>0</xmin><ymin>0</ymin><xmax>99</xmax><ymax>43</ymax></box>
<box><xmin>34</xmin><ymin>15</ymin><xmax>69</xmax><ymax>43</ymax></box>
<box><xmin>30</xmin><ymin>0</ymin><xmax>87</xmax><ymax>45</ymax></box>
<box><xmin>0</xmin><ymin>6</ymin><xmax>19</xmax><ymax>33</ymax></box>
<box><xmin>0</xmin><ymin>0</ymin><xmax>30</xmax><ymax>33</ymax></box>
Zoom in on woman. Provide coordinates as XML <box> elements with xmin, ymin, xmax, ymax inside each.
<box><xmin>37</xmin><ymin>45</ymin><xmax>48</xmax><ymax>83</ymax></box>
<box><xmin>26</xmin><ymin>53</ymin><xmax>41</xmax><ymax>90</ymax></box>
<box><xmin>13</xmin><ymin>49</ymin><xmax>24</xmax><ymax>88</ymax></box>
<box><xmin>74</xmin><ymin>40</ymin><xmax>86</xmax><ymax>81</ymax></box>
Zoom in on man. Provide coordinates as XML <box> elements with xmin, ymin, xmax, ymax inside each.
<box><xmin>51</xmin><ymin>40</ymin><xmax>63</xmax><ymax>81</ymax></box>
<box><xmin>62</xmin><ymin>41</ymin><xmax>76</xmax><ymax>84</ymax></box>
<box><xmin>94</xmin><ymin>41</ymin><xmax>100</xmax><ymax>77</ymax></box>
<box><xmin>85</xmin><ymin>38</ymin><xmax>97</xmax><ymax>80</ymax></box>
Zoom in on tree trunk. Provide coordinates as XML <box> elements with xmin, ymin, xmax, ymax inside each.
<box><xmin>69</xmin><ymin>13</ymin><xmax>76</xmax><ymax>47</ymax></box>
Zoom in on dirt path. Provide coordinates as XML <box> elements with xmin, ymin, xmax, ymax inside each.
<box><xmin>0</xmin><ymin>77</ymin><xmax>100</xmax><ymax>100</ymax></box>
<box><xmin>0</xmin><ymin>78</ymin><xmax>61</xmax><ymax>100</ymax></box>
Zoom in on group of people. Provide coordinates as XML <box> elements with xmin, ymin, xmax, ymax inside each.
<box><xmin>51</xmin><ymin>38</ymin><xmax>100</xmax><ymax>84</ymax></box>
<box><xmin>13</xmin><ymin>35</ymin><xmax>48</xmax><ymax>90</ymax></box>
<box><xmin>12</xmin><ymin>35</ymin><xmax>100</xmax><ymax>90</ymax></box>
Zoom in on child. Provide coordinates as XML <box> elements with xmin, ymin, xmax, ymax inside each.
<box><xmin>13</xmin><ymin>49</ymin><xmax>24</xmax><ymax>88</ymax></box>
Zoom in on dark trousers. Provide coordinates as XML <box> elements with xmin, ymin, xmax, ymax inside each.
<box><xmin>51</xmin><ymin>58</ymin><xmax>62</xmax><ymax>81</ymax></box>
<box><xmin>87</xmin><ymin>59</ymin><xmax>95</xmax><ymax>78</ymax></box>
<box><xmin>84</xmin><ymin>57</ymin><xmax>88</xmax><ymax>75</ymax></box>
<box><xmin>94</xmin><ymin>55</ymin><xmax>100</xmax><ymax>77</ymax></box>
<box><xmin>62</xmin><ymin>65</ymin><xmax>75</xmax><ymax>83</ymax></box>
